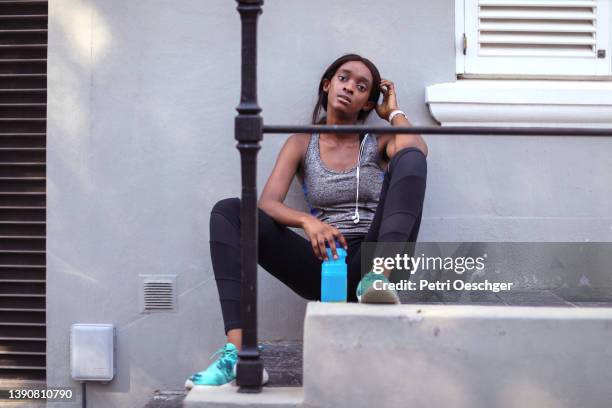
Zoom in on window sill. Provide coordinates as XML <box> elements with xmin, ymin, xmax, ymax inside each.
<box><xmin>425</xmin><ymin>80</ymin><xmax>612</xmax><ymax>128</ymax></box>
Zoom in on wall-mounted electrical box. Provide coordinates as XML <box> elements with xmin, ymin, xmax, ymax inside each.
<box><xmin>70</xmin><ymin>324</ymin><xmax>116</xmax><ymax>382</ymax></box>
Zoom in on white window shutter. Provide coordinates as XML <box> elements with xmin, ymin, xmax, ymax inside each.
<box><xmin>463</xmin><ymin>0</ymin><xmax>611</xmax><ymax>76</ymax></box>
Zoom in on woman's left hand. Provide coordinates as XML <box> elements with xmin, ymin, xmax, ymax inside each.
<box><xmin>375</xmin><ymin>79</ymin><xmax>399</xmax><ymax>121</ymax></box>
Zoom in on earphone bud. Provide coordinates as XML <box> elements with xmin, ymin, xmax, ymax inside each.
<box><xmin>352</xmin><ymin>134</ymin><xmax>368</xmax><ymax>224</ymax></box>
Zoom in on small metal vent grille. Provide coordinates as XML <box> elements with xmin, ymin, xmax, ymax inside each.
<box><xmin>140</xmin><ymin>275</ymin><xmax>176</xmax><ymax>313</ymax></box>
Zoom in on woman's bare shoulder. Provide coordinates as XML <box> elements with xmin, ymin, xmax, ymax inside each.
<box><xmin>286</xmin><ymin>133</ymin><xmax>310</xmax><ymax>146</ymax></box>
<box><xmin>284</xmin><ymin>133</ymin><xmax>310</xmax><ymax>160</ymax></box>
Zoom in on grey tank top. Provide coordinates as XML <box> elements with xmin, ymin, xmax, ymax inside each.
<box><xmin>300</xmin><ymin>133</ymin><xmax>385</xmax><ymax>237</ymax></box>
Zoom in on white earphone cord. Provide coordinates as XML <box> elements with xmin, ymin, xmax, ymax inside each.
<box><xmin>352</xmin><ymin>134</ymin><xmax>368</xmax><ymax>224</ymax></box>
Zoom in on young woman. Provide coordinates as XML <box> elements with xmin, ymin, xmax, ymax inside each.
<box><xmin>185</xmin><ymin>54</ymin><xmax>428</xmax><ymax>389</ymax></box>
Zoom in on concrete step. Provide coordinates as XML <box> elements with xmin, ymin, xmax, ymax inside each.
<box><xmin>183</xmin><ymin>386</ymin><xmax>303</xmax><ymax>408</ymax></box>
<box><xmin>303</xmin><ymin>302</ymin><xmax>612</xmax><ymax>408</ymax></box>
<box><xmin>181</xmin><ymin>291</ymin><xmax>612</xmax><ymax>408</ymax></box>
<box><xmin>145</xmin><ymin>390</ymin><xmax>187</xmax><ymax>408</ymax></box>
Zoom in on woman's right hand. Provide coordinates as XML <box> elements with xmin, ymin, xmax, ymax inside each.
<box><xmin>301</xmin><ymin>216</ymin><xmax>348</xmax><ymax>261</ymax></box>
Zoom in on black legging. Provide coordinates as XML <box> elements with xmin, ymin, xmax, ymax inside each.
<box><xmin>209</xmin><ymin>146</ymin><xmax>427</xmax><ymax>334</ymax></box>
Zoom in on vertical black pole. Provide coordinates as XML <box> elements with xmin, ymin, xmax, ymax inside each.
<box><xmin>235</xmin><ymin>0</ymin><xmax>264</xmax><ymax>393</ymax></box>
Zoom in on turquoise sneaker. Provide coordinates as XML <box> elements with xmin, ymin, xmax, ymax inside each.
<box><xmin>184</xmin><ymin>343</ymin><xmax>269</xmax><ymax>389</ymax></box>
<box><xmin>356</xmin><ymin>271</ymin><xmax>400</xmax><ymax>304</ymax></box>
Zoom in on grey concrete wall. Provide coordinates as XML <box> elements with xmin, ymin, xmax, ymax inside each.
<box><xmin>46</xmin><ymin>0</ymin><xmax>610</xmax><ymax>407</ymax></box>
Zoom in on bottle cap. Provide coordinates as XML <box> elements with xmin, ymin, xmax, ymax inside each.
<box><xmin>325</xmin><ymin>247</ymin><xmax>347</xmax><ymax>261</ymax></box>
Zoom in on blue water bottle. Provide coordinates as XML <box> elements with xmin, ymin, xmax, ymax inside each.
<box><xmin>321</xmin><ymin>245</ymin><xmax>348</xmax><ymax>302</ymax></box>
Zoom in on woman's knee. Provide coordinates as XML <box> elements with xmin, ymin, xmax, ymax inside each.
<box><xmin>211</xmin><ymin>197</ymin><xmax>241</xmax><ymax>219</ymax></box>
<box><xmin>389</xmin><ymin>147</ymin><xmax>427</xmax><ymax>178</ymax></box>
<box><xmin>210</xmin><ymin>197</ymin><xmax>241</xmax><ymax>243</ymax></box>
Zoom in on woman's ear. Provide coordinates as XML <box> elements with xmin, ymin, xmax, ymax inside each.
<box><xmin>322</xmin><ymin>78</ymin><xmax>330</xmax><ymax>93</ymax></box>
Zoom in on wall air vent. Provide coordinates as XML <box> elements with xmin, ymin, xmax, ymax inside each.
<box><xmin>139</xmin><ymin>275</ymin><xmax>177</xmax><ymax>313</ymax></box>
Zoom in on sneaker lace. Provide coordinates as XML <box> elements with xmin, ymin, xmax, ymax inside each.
<box><xmin>208</xmin><ymin>344</ymin><xmax>266</xmax><ymax>370</ymax></box>
<box><xmin>208</xmin><ymin>346</ymin><xmax>237</xmax><ymax>372</ymax></box>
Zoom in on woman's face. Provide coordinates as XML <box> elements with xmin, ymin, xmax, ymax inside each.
<box><xmin>323</xmin><ymin>60</ymin><xmax>375</xmax><ymax>118</ymax></box>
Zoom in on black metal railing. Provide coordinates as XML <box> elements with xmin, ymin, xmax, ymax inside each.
<box><xmin>234</xmin><ymin>0</ymin><xmax>612</xmax><ymax>393</ymax></box>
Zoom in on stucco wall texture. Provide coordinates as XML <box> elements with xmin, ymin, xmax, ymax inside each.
<box><xmin>46</xmin><ymin>0</ymin><xmax>611</xmax><ymax>407</ymax></box>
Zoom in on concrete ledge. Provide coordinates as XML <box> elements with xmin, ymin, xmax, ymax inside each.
<box><xmin>183</xmin><ymin>386</ymin><xmax>303</xmax><ymax>408</ymax></box>
<box><xmin>425</xmin><ymin>80</ymin><xmax>612</xmax><ymax>128</ymax></box>
<box><xmin>303</xmin><ymin>302</ymin><xmax>612</xmax><ymax>408</ymax></box>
